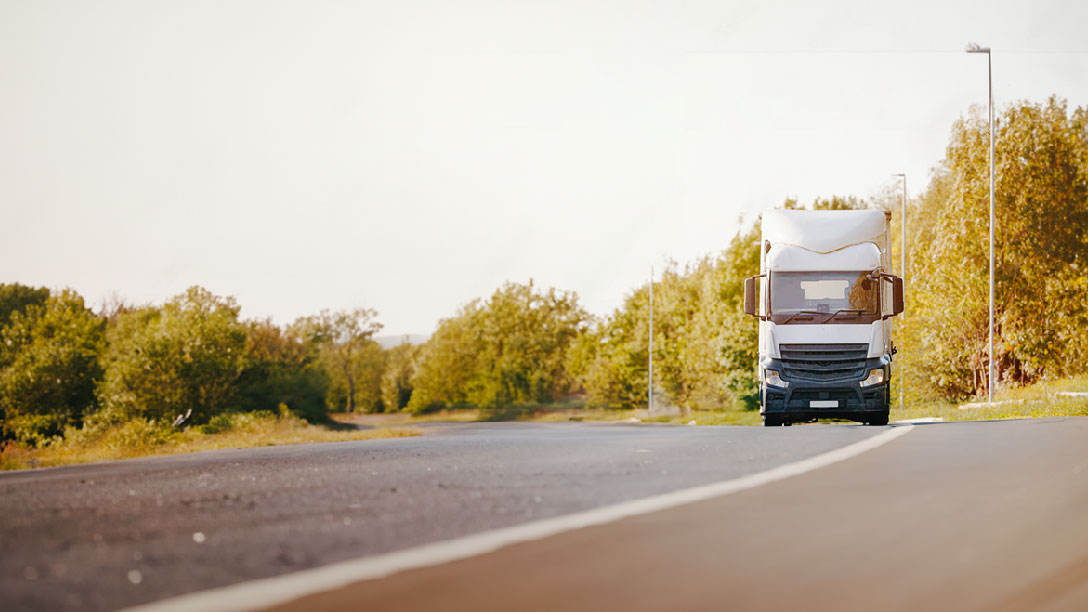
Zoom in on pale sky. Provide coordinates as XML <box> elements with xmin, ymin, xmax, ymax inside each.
<box><xmin>2</xmin><ymin>0</ymin><xmax>1087</xmax><ymax>336</ymax></box>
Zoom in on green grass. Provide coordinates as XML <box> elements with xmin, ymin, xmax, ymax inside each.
<box><xmin>0</xmin><ymin>410</ymin><xmax>421</xmax><ymax>471</ymax></box>
<box><xmin>891</xmin><ymin>375</ymin><xmax>1088</xmax><ymax>423</ymax></box>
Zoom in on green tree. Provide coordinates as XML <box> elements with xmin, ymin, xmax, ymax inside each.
<box><xmin>97</xmin><ymin>287</ymin><xmax>248</xmax><ymax>424</ymax></box>
<box><xmin>235</xmin><ymin>319</ymin><xmax>329</xmax><ymax>422</ymax></box>
<box><xmin>811</xmin><ymin>195</ymin><xmax>869</xmax><ymax>210</ymax></box>
<box><xmin>575</xmin><ymin>221</ymin><xmax>761</xmax><ymax>412</ymax></box>
<box><xmin>381</xmin><ymin>342</ymin><xmax>420</xmax><ymax>412</ymax></box>
<box><xmin>406</xmin><ymin>301</ymin><xmax>482</xmax><ymax>412</ymax></box>
<box><xmin>0</xmin><ymin>290</ymin><xmax>104</xmax><ymax>444</ymax></box>
<box><xmin>899</xmin><ymin>98</ymin><xmax>1088</xmax><ymax>398</ymax></box>
<box><xmin>293</xmin><ymin>308</ymin><xmax>384</xmax><ymax>413</ymax></box>
<box><xmin>409</xmin><ymin>282</ymin><xmax>589</xmax><ymax>412</ymax></box>
<box><xmin>0</xmin><ymin>283</ymin><xmax>50</xmax><ymax>331</ymax></box>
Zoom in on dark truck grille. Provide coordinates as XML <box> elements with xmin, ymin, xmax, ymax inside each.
<box><xmin>780</xmin><ymin>343</ymin><xmax>869</xmax><ymax>383</ymax></box>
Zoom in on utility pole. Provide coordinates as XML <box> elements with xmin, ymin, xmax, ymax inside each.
<box><xmin>648</xmin><ymin>266</ymin><xmax>654</xmax><ymax>414</ymax></box>
<box><xmin>893</xmin><ymin>173</ymin><xmax>907</xmax><ymax>410</ymax></box>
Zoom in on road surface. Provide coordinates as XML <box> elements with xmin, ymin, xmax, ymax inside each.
<box><xmin>3</xmin><ymin>418</ymin><xmax>1087</xmax><ymax>611</ymax></box>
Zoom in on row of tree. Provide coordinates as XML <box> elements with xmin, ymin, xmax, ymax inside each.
<box><xmin>896</xmin><ymin>97</ymin><xmax>1088</xmax><ymax>397</ymax></box>
<box><xmin>0</xmin><ymin>285</ymin><xmax>388</xmax><ymax>445</ymax></box>
<box><xmin>3</xmin><ymin>97</ymin><xmax>1086</xmax><ymax>443</ymax></box>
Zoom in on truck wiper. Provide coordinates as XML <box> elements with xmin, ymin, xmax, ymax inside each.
<box><xmin>781</xmin><ymin>310</ymin><xmax>823</xmax><ymax>324</ymax></box>
<box><xmin>820</xmin><ymin>308</ymin><xmax>865</xmax><ymax>323</ymax></box>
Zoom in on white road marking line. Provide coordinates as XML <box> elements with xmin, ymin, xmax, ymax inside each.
<box><xmin>120</xmin><ymin>425</ymin><xmax>915</xmax><ymax>612</ymax></box>
<box><xmin>892</xmin><ymin>417</ymin><xmax>943</xmax><ymax>424</ymax></box>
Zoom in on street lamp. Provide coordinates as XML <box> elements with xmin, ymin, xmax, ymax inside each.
<box><xmin>966</xmin><ymin>42</ymin><xmax>995</xmax><ymax>405</ymax></box>
<box><xmin>892</xmin><ymin>173</ymin><xmax>907</xmax><ymax>409</ymax></box>
<box><xmin>892</xmin><ymin>174</ymin><xmax>907</xmax><ymax>297</ymax></box>
<box><xmin>648</xmin><ymin>266</ymin><xmax>654</xmax><ymax>414</ymax></box>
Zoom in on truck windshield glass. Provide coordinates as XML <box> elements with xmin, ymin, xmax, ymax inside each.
<box><xmin>770</xmin><ymin>271</ymin><xmax>878</xmax><ymax>315</ymax></box>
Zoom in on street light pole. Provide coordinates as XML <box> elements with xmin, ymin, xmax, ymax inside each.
<box><xmin>892</xmin><ymin>174</ymin><xmax>907</xmax><ymax>298</ymax></box>
<box><xmin>648</xmin><ymin>266</ymin><xmax>654</xmax><ymax>414</ymax></box>
<box><xmin>967</xmin><ymin>42</ymin><xmax>995</xmax><ymax>405</ymax></box>
<box><xmin>893</xmin><ymin>173</ymin><xmax>907</xmax><ymax>409</ymax></box>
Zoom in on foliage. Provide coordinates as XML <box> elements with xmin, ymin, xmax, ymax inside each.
<box><xmin>898</xmin><ymin>97</ymin><xmax>1088</xmax><ymax>399</ymax></box>
<box><xmin>292</xmin><ymin>308</ymin><xmax>384</xmax><ymax>413</ymax></box>
<box><xmin>96</xmin><ymin>286</ymin><xmax>247</xmax><ymax>425</ymax></box>
<box><xmin>574</xmin><ymin>223</ymin><xmax>761</xmax><ymax>411</ymax></box>
<box><xmin>381</xmin><ymin>342</ymin><xmax>420</xmax><ymax>412</ymax></box>
<box><xmin>234</xmin><ymin>319</ymin><xmax>329</xmax><ymax>422</ymax></box>
<box><xmin>811</xmin><ymin>195</ymin><xmax>869</xmax><ymax>210</ymax></box>
<box><xmin>2</xmin><ymin>409</ymin><xmax>420</xmax><ymax>470</ymax></box>
<box><xmin>408</xmin><ymin>281</ymin><xmax>590</xmax><ymax>412</ymax></box>
<box><xmin>0</xmin><ymin>290</ymin><xmax>104</xmax><ymax>445</ymax></box>
<box><xmin>0</xmin><ymin>283</ymin><xmax>50</xmax><ymax>331</ymax></box>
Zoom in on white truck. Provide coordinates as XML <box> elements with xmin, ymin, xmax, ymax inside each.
<box><xmin>743</xmin><ymin>210</ymin><xmax>904</xmax><ymax>426</ymax></box>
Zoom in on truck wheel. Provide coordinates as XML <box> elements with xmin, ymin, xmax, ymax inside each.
<box><xmin>762</xmin><ymin>414</ymin><xmax>781</xmax><ymax>427</ymax></box>
<box><xmin>867</xmin><ymin>412</ymin><xmax>889</xmax><ymax>426</ymax></box>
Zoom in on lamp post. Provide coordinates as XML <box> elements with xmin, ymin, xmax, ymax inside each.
<box><xmin>893</xmin><ymin>173</ymin><xmax>907</xmax><ymax>409</ymax></box>
<box><xmin>892</xmin><ymin>173</ymin><xmax>907</xmax><ymax>295</ymax></box>
<box><xmin>966</xmin><ymin>42</ymin><xmax>995</xmax><ymax>405</ymax></box>
<box><xmin>648</xmin><ymin>266</ymin><xmax>654</xmax><ymax>414</ymax></box>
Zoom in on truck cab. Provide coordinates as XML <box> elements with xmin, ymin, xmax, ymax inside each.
<box><xmin>743</xmin><ymin>210</ymin><xmax>904</xmax><ymax>426</ymax></box>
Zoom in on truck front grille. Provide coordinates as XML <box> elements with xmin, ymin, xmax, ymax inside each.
<box><xmin>780</xmin><ymin>343</ymin><xmax>869</xmax><ymax>383</ymax></box>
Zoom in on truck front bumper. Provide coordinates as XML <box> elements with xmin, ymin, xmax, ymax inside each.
<box><xmin>760</xmin><ymin>355</ymin><xmax>890</xmax><ymax>422</ymax></box>
<box><xmin>761</xmin><ymin>382</ymin><xmax>888</xmax><ymax>421</ymax></box>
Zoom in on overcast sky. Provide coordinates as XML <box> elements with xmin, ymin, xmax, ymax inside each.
<box><xmin>2</xmin><ymin>0</ymin><xmax>1087</xmax><ymax>336</ymax></box>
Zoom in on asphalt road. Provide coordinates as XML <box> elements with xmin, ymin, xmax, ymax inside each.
<box><xmin>1</xmin><ymin>421</ymin><xmax>879</xmax><ymax>611</ymax></box>
<box><xmin>3</xmin><ymin>418</ymin><xmax>1087</xmax><ymax>611</ymax></box>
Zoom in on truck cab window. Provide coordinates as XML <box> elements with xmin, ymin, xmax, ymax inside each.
<box><xmin>770</xmin><ymin>271</ymin><xmax>879</xmax><ymax>315</ymax></box>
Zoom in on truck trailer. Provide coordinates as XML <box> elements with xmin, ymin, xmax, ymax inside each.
<box><xmin>743</xmin><ymin>209</ymin><xmax>904</xmax><ymax>426</ymax></box>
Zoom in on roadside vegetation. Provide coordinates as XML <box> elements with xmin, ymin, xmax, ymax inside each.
<box><xmin>891</xmin><ymin>375</ymin><xmax>1088</xmax><ymax>423</ymax></box>
<box><xmin>2</xmin><ymin>97</ymin><xmax>1087</xmax><ymax>468</ymax></box>
<box><xmin>0</xmin><ymin>408</ymin><xmax>419</xmax><ymax>470</ymax></box>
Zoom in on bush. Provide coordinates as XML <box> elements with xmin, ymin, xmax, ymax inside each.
<box><xmin>0</xmin><ymin>290</ymin><xmax>104</xmax><ymax>445</ymax></box>
<box><xmin>97</xmin><ymin>287</ymin><xmax>246</xmax><ymax>425</ymax></box>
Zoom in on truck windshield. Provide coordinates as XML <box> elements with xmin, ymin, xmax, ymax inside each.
<box><xmin>770</xmin><ymin>271</ymin><xmax>879</xmax><ymax>316</ymax></box>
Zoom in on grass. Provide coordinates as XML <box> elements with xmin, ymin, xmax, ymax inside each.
<box><xmin>891</xmin><ymin>375</ymin><xmax>1088</xmax><ymax>423</ymax></box>
<box><xmin>0</xmin><ymin>410</ymin><xmax>420</xmax><ymax>471</ymax></box>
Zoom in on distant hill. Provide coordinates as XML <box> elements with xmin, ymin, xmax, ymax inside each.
<box><xmin>373</xmin><ymin>334</ymin><xmax>430</xmax><ymax>349</ymax></box>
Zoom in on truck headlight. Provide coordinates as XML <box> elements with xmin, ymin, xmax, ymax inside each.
<box><xmin>764</xmin><ymin>369</ymin><xmax>789</xmax><ymax>388</ymax></box>
<box><xmin>860</xmin><ymin>369</ymin><xmax>885</xmax><ymax>387</ymax></box>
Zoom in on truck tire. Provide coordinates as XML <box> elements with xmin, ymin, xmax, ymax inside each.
<box><xmin>866</xmin><ymin>412</ymin><xmax>889</xmax><ymax>426</ymax></box>
<box><xmin>763</xmin><ymin>414</ymin><xmax>786</xmax><ymax>427</ymax></box>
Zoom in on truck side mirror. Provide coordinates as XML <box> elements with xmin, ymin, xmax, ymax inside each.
<box><xmin>744</xmin><ymin>277</ymin><xmax>758</xmax><ymax>316</ymax></box>
<box><xmin>891</xmin><ymin>276</ymin><xmax>904</xmax><ymax>316</ymax></box>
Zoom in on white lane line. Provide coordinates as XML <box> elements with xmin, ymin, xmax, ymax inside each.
<box><xmin>120</xmin><ymin>425</ymin><xmax>915</xmax><ymax>612</ymax></box>
<box><xmin>892</xmin><ymin>417</ymin><xmax>943</xmax><ymax>424</ymax></box>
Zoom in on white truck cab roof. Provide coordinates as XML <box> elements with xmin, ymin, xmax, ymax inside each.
<box><xmin>762</xmin><ymin>209</ymin><xmax>888</xmax><ymax>253</ymax></box>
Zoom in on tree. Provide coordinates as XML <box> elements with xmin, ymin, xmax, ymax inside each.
<box><xmin>406</xmin><ymin>301</ymin><xmax>482</xmax><ymax>412</ymax></box>
<box><xmin>292</xmin><ymin>308</ymin><xmax>384</xmax><ymax>413</ymax></box>
<box><xmin>898</xmin><ymin>98</ymin><xmax>1088</xmax><ymax>398</ymax></box>
<box><xmin>574</xmin><ymin>220</ymin><xmax>761</xmax><ymax>412</ymax></box>
<box><xmin>381</xmin><ymin>342</ymin><xmax>420</xmax><ymax>412</ymax></box>
<box><xmin>235</xmin><ymin>319</ymin><xmax>329</xmax><ymax>422</ymax></box>
<box><xmin>0</xmin><ymin>290</ymin><xmax>104</xmax><ymax>444</ymax></box>
<box><xmin>97</xmin><ymin>287</ymin><xmax>248</xmax><ymax>424</ymax></box>
<box><xmin>408</xmin><ymin>282</ymin><xmax>590</xmax><ymax>412</ymax></box>
<box><xmin>0</xmin><ymin>283</ymin><xmax>50</xmax><ymax>332</ymax></box>
<box><xmin>812</xmin><ymin>195</ymin><xmax>869</xmax><ymax>210</ymax></box>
